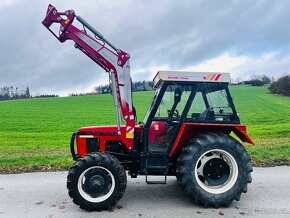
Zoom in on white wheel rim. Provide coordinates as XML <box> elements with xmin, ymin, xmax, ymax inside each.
<box><xmin>78</xmin><ymin>166</ymin><xmax>115</xmax><ymax>203</ymax></box>
<box><xmin>194</xmin><ymin>149</ymin><xmax>238</xmax><ymax>194</ymax></box>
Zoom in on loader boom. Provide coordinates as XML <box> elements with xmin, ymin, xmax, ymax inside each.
<box><xmin>42</xmin><ymin>4</ymin><xmax>135</xmax><ymax>148</ymax></box>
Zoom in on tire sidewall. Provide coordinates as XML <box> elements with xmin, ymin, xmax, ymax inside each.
<box><xmin>186</xmin><ymin>136</ymin><xmax>248</xmax><ymax>203</ymax></box>
<box><xmin>71</xmin><ymin>154</ymin><xmax>125</xmax><ymax>209</ymax></box>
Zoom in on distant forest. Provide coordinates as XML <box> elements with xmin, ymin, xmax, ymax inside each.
<box><xmin>1</xmin><ymin>75</ymin><xmax>289</xmax><ymax>100</ymax></box>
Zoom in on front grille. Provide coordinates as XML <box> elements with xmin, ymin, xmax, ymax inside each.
<box><xmin>86</xmin><ymin>138</ymin><xmax>100</xmax><ymax>153</ymax></box>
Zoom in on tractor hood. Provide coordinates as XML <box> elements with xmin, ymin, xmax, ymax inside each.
<box><xmin>77</xmin><ymin>125</ymin><xmax>142</xmax><ymax>135</ymax></box>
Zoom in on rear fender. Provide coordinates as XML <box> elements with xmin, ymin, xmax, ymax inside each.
<box><xmin>232</xmin><ymin>125</ymin><xmax>255</xmax><ymax>145</ymax></box>
<box><xmin>169</xmin><ymin>123</ymin><xmax>254</xmax><ymax>157</ymax></box>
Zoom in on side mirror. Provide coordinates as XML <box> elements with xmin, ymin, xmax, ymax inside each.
<box><xmin>174</xmin><ymin>87</ymin><xmax>181</xmax><ymax>103</ymax></box>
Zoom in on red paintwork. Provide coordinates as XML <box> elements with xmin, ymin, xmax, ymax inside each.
<box><xmin>169</xmin><ymin>123</ymin><xmax>255</xmax><ymax>157</ymax></box>
<box><xmin>76</xmin><ymin>125</ymin><xmax>142</xmax><ymax>156</ymax></box>
<box><xmin>149</xmin><ymin>121</ymin><xmax>168</xmax><ymax>144</ymax></box>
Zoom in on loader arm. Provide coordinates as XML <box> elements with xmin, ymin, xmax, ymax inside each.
<box><xmin>42</xmin><ymin>4</ymin><xmax>135</xmax><ymax>148</ymax></box>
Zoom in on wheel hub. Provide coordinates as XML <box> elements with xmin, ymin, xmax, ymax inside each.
<box><xmin>88</xmin><ymin>175</ymin><xmax>106</xmax><ymax>193</ymax></box>
<box><xmin>83</xmin><ymin>171</ymin><xmax>110</xmax><ymax>197</ymax></box>
<box><xmin>203</xmin><ymin>158</ymin><xmax>230</xmax><ymax>186</ymax></box>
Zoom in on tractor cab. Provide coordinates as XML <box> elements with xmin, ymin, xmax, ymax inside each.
<box><xmin>142</xmin><ymin>71</ymin><xmax>239</xmax><ymax>155</ymax></box>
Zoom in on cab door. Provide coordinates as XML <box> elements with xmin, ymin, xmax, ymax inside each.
<box><xmin>143</xmin><ymin>83</ymin><xmax>193</xmax><ymax>154</ymax></box>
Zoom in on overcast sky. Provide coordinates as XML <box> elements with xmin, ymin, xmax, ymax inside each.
<box><xmin>1</xmin><ymin>0</ymin><xmax>290</xmax><ymax>96</ymax></box>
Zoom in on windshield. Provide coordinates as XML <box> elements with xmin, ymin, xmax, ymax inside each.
<box><xmin>154</xmin><ymin>84</ymin><xmax>191</xmax><ymax>120</ymax></box>
<box><xmin>143</xmin><ymin>87</ymin><xmax>161</xmax><ymax>124</ymax></box>
<box><xmin>186</xmin><ymin>84</ymin><xmax>237</xmax><ymax>122</ymax></box>
<box><xmin>206</xmin><ymin>89</ymin><xmax>233</xmax><ymax>114</ymax></box>
<box><xmin>143</xmin><ymin>82</ymin><xmax>239</xmax><ymax>125</ymax></box>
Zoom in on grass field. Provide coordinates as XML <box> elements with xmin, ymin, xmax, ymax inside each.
<box><xmin>0</xmin><ymin>85</ymin><xmax>289</xmax><ymax>173</ymax></box>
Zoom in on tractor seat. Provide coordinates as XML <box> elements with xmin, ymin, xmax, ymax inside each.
<box><xmin>199</xmin><ymin>108</ymin><xmax>215</xmax><ymax>120</ymax></box>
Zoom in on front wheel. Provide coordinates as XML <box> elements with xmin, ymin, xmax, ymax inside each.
<box><xmin>176</xmin><ymin>132</ymin><xmax>252</xmax><ymax>207</ymax></box>
<box><xmin>67</xmin><ymin>153</ymin><xmax>127</xmax><ymax>211</ymax></box>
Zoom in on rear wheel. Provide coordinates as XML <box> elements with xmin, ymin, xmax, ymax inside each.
<box><xmin>176</xmin><ymin>132</ymin><xmax>252</xmax><ymax>207</ymax></box>
<box><xmin>67</xmin><ymin>153</ymin><xmax>127</xmax><ymax>211</ymax></box>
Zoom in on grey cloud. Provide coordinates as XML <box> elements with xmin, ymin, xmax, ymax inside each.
<box><xmin>0</xmin><ymin>0</ymin><xmax>290</xmax><ymax>95</ymax></box>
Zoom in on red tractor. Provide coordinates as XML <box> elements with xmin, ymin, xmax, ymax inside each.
<box><xmin>43</xmin><ymin>5</ymin><xmax>253</xmax><ymax>211</ymax></box>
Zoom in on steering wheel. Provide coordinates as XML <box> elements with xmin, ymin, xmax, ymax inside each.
<box><xmin>168</xmin><ymin>109</ymin><xmax>179</xmax><ymax>119</ymax></box>
<box><xmin>172</xmin><ymin>109</ymin><xmax>179</xmax><ymax>119</ymax></box>
<box><xmin>167</xmin><ymin>110</ymin><xmax>179</xmax><ymax>127</ymax></box>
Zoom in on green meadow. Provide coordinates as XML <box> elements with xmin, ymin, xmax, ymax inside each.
<box><xmin>0</xmin><ymin>85</ymin><xmax>289</xmax><ymax>173</ymax></box>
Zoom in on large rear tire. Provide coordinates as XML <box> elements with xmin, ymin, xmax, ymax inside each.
<box><xmin>176</xmin><ymin>132</ymin><xmax>252</xmax><ymax>208</ymax></box>
<box><xmin>67</xmin><ymin>152</ymin><xmax>127</xmax><ymax>211</ymax></box>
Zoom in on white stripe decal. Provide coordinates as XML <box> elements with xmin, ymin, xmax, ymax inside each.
<box><xmin>210</xmin><ymin>74</ymin><xmax>216</xmax><ymax>80</ymax></box>
<box><xmin>79</xmin><ymin>135</ymin><xmax>94</xmax><ymax>138</ymax></box>
<box><xmin>126</xmin><ymin>126</ymin><xmax>134</xmax><ymax>132</ymax></box>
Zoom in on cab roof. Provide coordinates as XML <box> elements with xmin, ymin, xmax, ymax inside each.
<box><xmin>153</xmin><ymin>71</ymin><xmax>231</xmax><ymax>88</ymax></box>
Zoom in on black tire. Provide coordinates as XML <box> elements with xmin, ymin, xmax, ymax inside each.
<box><xmin>67</xmin><ymin>152</ymin><xmax>127</xmax><ymax>211</ymax></box>
<box><xmin>176</xmin><ymin>132</ymin><xmax>252</xmax><ymax>208</ymax></box>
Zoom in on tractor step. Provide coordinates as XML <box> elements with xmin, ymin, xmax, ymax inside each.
<box><xmin>145</xmin><ymin>165</ymin><xmax>168</xmax><ymax>171</ymax></box>
<box><xmin>146</xmin><ymin>174</ymin><xmax>167</xmax><ymax>185</ymax></box>
<box><xmin>142</xmin><ymin>153</ymin><xmax>169</xmax><ymax>172</ymax></box>
<box><xmin>142</xmin><ymin>153</ymin><xmax>169</xmax><ymax>184</ymax></box>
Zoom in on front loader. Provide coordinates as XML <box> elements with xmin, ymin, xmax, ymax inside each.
<box><xmin>42</xmin><ymin>5</ymin><xmax>253</xmax><ymax>211</ymax></box>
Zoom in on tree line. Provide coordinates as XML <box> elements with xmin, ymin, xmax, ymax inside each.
<box><xmin>0</xmin><ymin>86</ymin><xmax>59</xmax><ymax>101</ymax></box>
<box><xmin>269</xmin><ymin>75</ymin><xmax>290</xmax><ymax>96</ymax></box>
<box><xmin>234</xmin><ymin>74</ymin><xmax>271</xmax><ymax>86</ymax></box>
<box><xmin>94</xmin><ymin>80</ymin><xmax>154</xmax><ymax>94</ymax></box>
<box><xmin>2</xmin><ymin>75</ymin><xmax>288</xmax><ymax>100</ymax></box>
<box><xmin>0</xmin><ymin>86</ymin><xmax>31</xmax><ymax>100</ymax></box>
<box><xmin>234</xmin><ymin>74</ymin><xmax>289</xmax><ymax>97</ymax></box>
